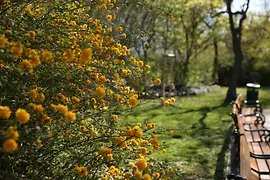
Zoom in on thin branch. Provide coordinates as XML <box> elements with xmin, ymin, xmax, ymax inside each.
<box><xmin>211</xmin><ymin>10</ymin><xmax>227</xmax><ymax>18</ymax></box>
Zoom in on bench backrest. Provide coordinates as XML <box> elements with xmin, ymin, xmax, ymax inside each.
<box><xmin>232</xmin><ymin>94</ymin><xmax>243</xmax><ymax>114</ymax></box>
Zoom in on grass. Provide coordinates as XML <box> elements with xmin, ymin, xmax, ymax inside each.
<box><xmin>120</xmin><ymin>87</ymin><xmax>270</xmax><ymax>179</ymax></box>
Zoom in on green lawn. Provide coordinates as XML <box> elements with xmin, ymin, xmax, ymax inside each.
<box><xmin>120</xmin><ymin>87</ymin><xmax>270</xmax><ymax>179</ymax></box>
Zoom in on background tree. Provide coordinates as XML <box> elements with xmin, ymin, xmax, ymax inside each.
<box><xmin>224</xmin><ymin>0</ymin><xmax>250</xmax><ymax>102</ymax></box>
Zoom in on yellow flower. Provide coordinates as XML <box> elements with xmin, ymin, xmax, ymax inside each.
<box><xmin>144</xmin><ymin>42</ymin><xmax>149</xmax><ymax>47</ymax></box>
<box><xmin>57</xmin><ymin>104</ymin><xmax>68</xmax><ymax>114</ymax></box>
<box><xmin>129</xmin><ymin>96</ymin><xmax>138</xmax><ymax>106</ymax></box>
<box><xmin>72</xmin><ymin>97</ymin><xmax>80</xmax><ymax>103</ymax></box>
<box><xmin>35</xmin><ymin>139</ymin><xmax>43</xmax><ymax>149</ymax></box>
<box><xmin>121</xmin><ymin>33</ymin><xmax>127</xmax><ymax>39</ymax></box>
<box><xmin>162</xmin><ymin>149</ymin><xmax>166</xmax><ymax>153</ymax></box>
<box><xmin>30</xmin><ymin>55</ymin><xmax>41</xmax><ymax>67</ymax></box>
<box><xmin>80</xmin><ymin>126</ymin><xmax>87</xmax><ymax>133</ymax></box>
<box><xmin>99</xmin><ymin>75</ymin><xmax>106</xmax><ymax>83</ymax></box>
<box><xmin>93</xmin><ymin>130</ymin><xmax>98</xmax><ymax>136</ymax></box>
<box><xmin>139</xmin><ymin>147</ymin><xmax>147</xmax><ymax>154</ymax></box>
<box><xmin>96</xmin><ymin>87</ymin><xmax>105</xmax><ymax>98</ymax></box>
<box><xmin>80</xmin><ymin>167</ymin><xmax>88</xmax><ymax>177</ymax></box>
<box><xmin>133</xmin><ymin>126</ymin><xmax>143</xmax><ymax>137</ymax></box>
<box><xmin>34</xmin><ymin>104</ymin><xmax>44</xmax><ymax>113</ymax></box>
<box><xmin>74</xmin><ymin>166</ymin><xmax>82</xmax><ymax>173</ymax></box>
<box><xmin>20</xmin><ymin>60</ymin><xmax>32</xmax><ymax>69</ymax></box>
<box><xmin>149</xmin><ymin>138</ymin><xmax>159</xmax><ymax>146</ymax></box>
<box><xmin>42</xmin><ymin>50</ymin><xmax>53</xmax><ymax>64</ymax></box>
<box><xmin>107</xmin><ymin>153</ymin><xmax>113</xmax><ymax>161</ymax></box>
<box><xmin>0</xmin><ymin>36</ymin><xmax>7</xmax><ymax>48</ymax></box>
<box><xmin>143</xmin><ymin>173</ymin><xmax>152</xmax><ymax>180</ymax></box>
<box><xmin>145</xmin><ymin>65</ymin><xmax>151</xmax><ymax>71</ymax></box>
<box><xmin>11</xmin><ymin>42</ymin><xmax>23</xmax><ymax>58</ymax></box>
<box><xmin>123</xmin><ymin>172</ymin><xmax>131</xmax><ymax>179</ymax></box>
<box><xmin>65</xmin><ymin>111</ymin><xmax>76</xmax><ymax>122</ymax></box>
<box><xmin>138</xmin><ymin>60</ymin><xmax>144</xmax><ymax>67</ymax></box>
<box><xmin>154</xmin><ymin>172</ymin><xmax>160</xmax><ymax>179</ymax></box>
<box><xmin>6</xmin><ymin>126</ymin><xmax>19</xmax><ymax>140</ymax></box>
<box><xmin>16</xmin><ymin>108</ymin><xmax>30</xmax><ymax>124</ymax></box>
<box><xmin>131</xmin><ymin>139</ymin><xmax>139</xmax><ymax>146</ymax></box>
<box><xmin>116</xmin><ymin>26</ymin><xmax>123</xmax><ymax>32</ymax></box>
<box><xmin>147</xmin><ymin>124</ymin><xmax>153</xmax><ymax>129</ymax></box>
<box><xmin>154</xmin><ymin>78</ymin><xmax>161</xmax><ymax>85</ymax></box>
<box><xmin>36</xmin><ymin>93</ymin><xmax>45</xmax><ymax>102</ymax></box>
<box><xmin>75</xmin><ymin>166</ymin><xmax>88</xmax><ymax>177</ymax></box>
<box><xmin>3</xmin><ymin>139</ymin><xmax>18</xmax><ymax>152</ymax></box>
<box><xmin>114</xmin><ymin>74</ymin><xmax>119</xmax><ymax>81</ymax></box>
<box><xmin>151</xmin><ymin>133</ymin><xmax>157</xmax><ymax>138</ymax></box>
<box><xmin>125</xmin><ymin>127</ymin><xmax>135</xmax><ymax>137</ymax></box>
<box><xmin>134</xmin><ymin>171</ymin><xmax>142</xmax><ymax>179</ymax></box>
<box><xmin>85</xmin><ymin>79</ymin><xmax>91</xmax><ymax>85</ymax></box>
<box><xmin>100</xmin><ymin>147</ymin><xmax>112</xmax><ymax>156</ymax></box>
<box><xmin>111</xmin><ymin>114</ymin><xmax>118</xmax><ymax>121</ymax></box>
<box><xmin>42</xmin><ymin>115</ymin><xmax>52</xmax><ymax>126</ymax></box>
<box><xmin>47</xmin><ymin>36</ymin><xmax>53</xmax><ymax>41</ymax></box>
<box><xmin>24</xmin><ymin>7</ymin><xmax>33</xmax><ymax>15</ymax></box>
<box><xmin>136</xmin><ymin>157</ymin><xmax>147</xmax><ymax>171</ymax></box>
<box><xmin>29</xmin><ymin>31</ymin><xmax>36</xmax><ymax>40</ymax></box>
<box><xmin>79</xmin><ymin>48</ymin><xmax>92</xmax><ymax>64</ymax></box>
<box><xmin>28</xmin><ymin>49</ymin><xmax>38</xmax><ymax>58</ymax></box>
<box><xmin>115</xmin><ymin>136</ymin><xmax>127</xmax><ymax>148</ymax></box>
<box><xmin>30</xmin><ymin>89</ymin><xmax>38</xmax><ymax>99</ymax></box>
<box><xmin>164</xmin><ymin>101</ymin><xmax>170</xmax><ymax>106</ymax></box>
<box><xmin>62</xmin><ymin>49</ymin><xmax>74</xmax><ymax>62</ymax></box>
<box><xmin>106</xmin><ymin>15</ymin><xmax>112</xmax><ymax>20</ymax></box>
<box><xmin>169</xmin><ymin>130</ymin><xmax>174</xmax><ymax>136</ymax></box>
<box><xmin>0</xmin><ymin>106</ymin><xmax>12</xmax><ymax>119</ymax></box>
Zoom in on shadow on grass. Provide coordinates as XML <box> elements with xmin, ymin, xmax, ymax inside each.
<box><xmin>214</xmin><ymin>124</ymin><xmax>234</xmax><ymax>180</ymax></box>
<box><xmin>188</xmin><ymin>103</ymin><xmax>227</xmax><ymax>129</ymax></box>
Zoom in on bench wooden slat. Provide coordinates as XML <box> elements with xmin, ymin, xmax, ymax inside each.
<box><xmin>260</xmin><ymin>142</ymin><xmax>270</xmax><ymax>172</ymax></box>
<box><xmin>251</xmin><ymin>170</ymin><xmax>260</xmax><ymax>180</ymax></box>
<box><xmin>260</xmin><ymin>175</ymin><xmax>270</xmax><ymax>179</ymax></box>
<box><xmin>251</xmin><ymin>142</ymin><xmax>269</xmax><ymax>173</ymax></box>
<box><xmin>246</xmin><ymin>130</ymin><xmax>254</xmax><ymax>142</ymax></box>
<box><xmin>240</xmin><ymin>135</ymin><xmax>253</xmax><ymax>179</ymax></box>
<box><xmin>251</xmin><ymin>126</ymin><xmax>262</xmax><ymax>142</ymax></box>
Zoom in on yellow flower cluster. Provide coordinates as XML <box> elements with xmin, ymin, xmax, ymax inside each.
<box><xmin>16</xmin><ymin>108</ymin><xmax>30</xmax><ymax>124</ymax></box>
<box><xmin>0</xmin><ymin>0</ymin><xmax>177</xmax><ymax>179</ymax></box>
<box><xmin>136</xmin><ymin>156</ymin><xmax>148</xmax><ymax>171</ymax></box>
<box><xmin>125</xmin><ymin>126</ymin><xmax>143</xmax><ymax>138</ymax></box>
<box><xmin>74</xmin><ymin>166</ymin><xmax>88</xmax><ymax>177</ymax></box>
<box><xmin>108</xmin><ymin>166</ymin><xmax>121</xmax><ymax>177</ymax></box>
<box><xmin>0</xmin><ymin>105</ymin><xmax>12</xmax><ymax>119</ymax></box>
<box><xmin>3</xmin><ymin>125</ymin><xmax>19</xmax><ymax>152</ymax></box>
<box><xmin>163</xmin><ymin>97</ymin><xmax>176</xmax><ymax>106</ymax></box>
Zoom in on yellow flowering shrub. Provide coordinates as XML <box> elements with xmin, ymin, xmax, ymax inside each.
<box><xmin>0</xmin><ymin>0</ymin><xmax>178</xmax><ymax>179</ymax></box>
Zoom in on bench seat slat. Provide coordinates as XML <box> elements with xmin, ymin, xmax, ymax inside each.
<box><xmin>251</xmin><ymin>126</ymin><xmax>262</xmax><ymax>142</ymax></box>
<box><xmin>246</xmin><ymin>130</ymin><xmax>254</xmax><ymax>142</ymax></box>
<box><xmin>240</xmin><ymin>136</ymin><xmax>253</xmax><ymax>179</ymax></box>
<box><xmin>251</xmin><ymin>142</ymin><xmax>269</xmax><ymax>173</ymax></box>
<box><xmin>260</xmin><ymin>142</ymin><xmax>270</xmax><ymax>171</ymax></box>
<box><xmin>260</xmin><ymin>175</ymin><xmax>270</xmax><ymax>179</ymax></box>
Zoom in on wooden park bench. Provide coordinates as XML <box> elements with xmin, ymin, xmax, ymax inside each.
<box><xmin>228</xmin><ymin>94</ymin><xmax>270</xmax><ymax>180</ymax></box>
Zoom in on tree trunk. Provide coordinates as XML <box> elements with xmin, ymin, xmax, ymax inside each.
<box><xmin>212</xmin><ymin>37</ymin><xmax>218</xmax><ymax>83</ymax></box>
<box><xmin>225</xmin><ymin>40</ymin><xmax>243</xmax><ymax>102</ymax></box>
<box><xmin>224</xmin><ymin>0</ymin><xmax>249</xmax><ymax>103</ymax></box>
